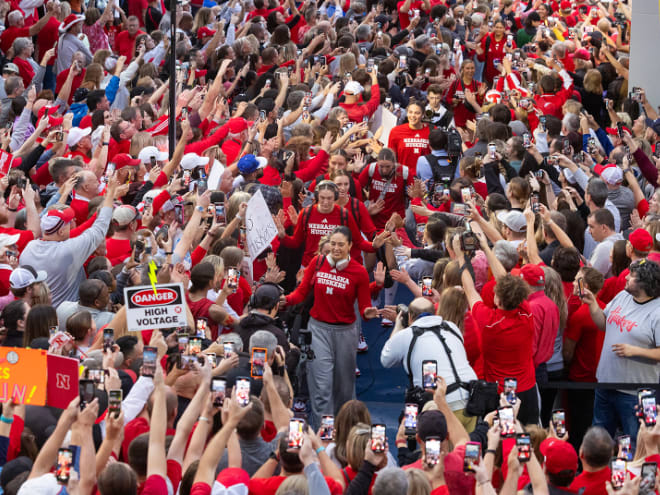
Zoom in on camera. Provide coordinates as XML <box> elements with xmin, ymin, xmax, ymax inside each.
<box><xmin>298</xmin><ymin>329</ymin><xmax>315</xmax><ymax>361</ymax></box>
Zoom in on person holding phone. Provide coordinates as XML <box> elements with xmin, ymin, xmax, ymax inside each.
<box><xmin>285</xmin><ymin>226</ymin><xmax>379</xmax><ymax>429</ymax></box>
<box><xmin>186</xmin><ymin>261</ymin><xmax>235</xmax><ymax>340</ymax></box>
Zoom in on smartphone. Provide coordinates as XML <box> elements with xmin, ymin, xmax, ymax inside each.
<box><xmin>523</xmin><ymin>133</ymin><xmax>531</xmax><ymax>148</ymax></box>
<box><xmin>530</xmin><ymin>193</ymin><xmax>540</xmax><ymax>213</ymax></box>
<box><xmin>108</xmin><ymin>389</ymin><xmax>122</xmax><ymax>418</ymax></box>
<box><xmin>367</xmin><ymin>58</ymin><xmax>374</xmax><ymax>73</ymax></box>
<box><xmin>504</xmin><ymin>378</ymin><xmax>517</xmax><ymax>405</ymax></box>
<box><xmin>86</xmin><ymin>368</ymin><xmax>105</xmax><ymax>384</ymax></box>
<box><xmin>236</xmin><ymin>377</ymin><xmax>251</xmax><ymax>407</ymax></box>
<box><xmin>370</xmin><ymin>424</ymin><xmax>386</xmax><ymax>453</ymax></box>
<box><xmin>421</xmin><ymin>277</ymin><xmax>433</xmax><ymax>297</ymax></box>
<box><xmin>422</xmin><ymin>360</ymin><xmax>437</xmax><ymax>389</ymax></box>
<box><xmin>463</xmin><ymin>441</ymin><xmax>481</xmax><ymax>472</ymax></box>
<box><xmin>498</xmin><ymin>406</ymin><xmax>515</xmax><ymax>437</ymax></box>
<box><xmin>142</xmin><ymin>346</ymin><xmax>158</xmax><ymax>378</ymax></box>
<box><xmin>576</xmin><ymin>277</ymin><xmax>585</xmax><ymax>298</ymax></box>
<box><xmin>640</xmin><ymin>462</ymin><xmax>657</xmax><ymax>495</ymax></box>
<box><xmin>399</xmin><ymin>55</ymin><xmax>407</xmax><ymax>70</ymax></box>
<box><xmin>320</xmin><ymin>415</ymin><xmax>335</xmax><ymax>441</ymax></box>
<box><xmin>133</xmin><ymin>238</ymin><xmax>144</xmax><ymax>263</ymax></box>
<box><xmin>196</xmin><ymin>318</ymin><xmax>207</xmax><ymax>339</ymax></box>
<box><xmin>56</xmin><ymin>448</ymin><xmax>73</xmax><ymax>484</ymax></box>
<box><xmin>211</xmin><ymin>378</ymin><xmax>226</xmax><ymax>408</ymax></box>
<box><xmin>178</xmin><ymin>333</ymin><xmax>189</xmax><ymax>353</ymax></box>
<box><xmin>226</xmin><ymin>267</ymin><xmax>239</xmax><ymax>290</ymax></box>
<box><xmin>642</xmin><ymin>396</ymin><xmax>657</xmax><ymax>426</ymax></box>
<box><xmin>251</xmin><ymin>347</ymin><xmax>267</xmax><ymax>379</ymax></box>
<box><xmin>174</xmin><ymin>204</ymin><xmax>184</xmax><ymax>224</ymax></box>
<box><xmin>426</xmin><ymin>437</ymin><xmax>441</xmax><ymax>466</ymax></box>
<box><xmin>223</xmin><ymin>342</ymin><xmax>234</xmax><ymax>358</ymax></box>
<box><xmin>488</xmin><ymin>143</ymin><xmax>497</xmax><ymax>159</ymax></box>
<box><xmin>516</xmin><ymin>433</ymin><xmax>532</xmax><ymax>462</ymax></box>
<box><xmin>103</xmin><ymin>328</ymin><xmax>114</xmax><ymax>352</ymax></box>
<box><xmin>539</xmin><ymin>115</ymin><xmax>546</xmax><ymax>131</ymax></box>
<box><xmin>552</xmin><ymin>409</ymin><xmax>566</xmax><ymax>438</ymax></box>
<box><xmin>461</xmin><ymin>187</ymin><xmax>472</xmax><ymax>203</ymax></box>
<box><xmin>638</xmin><ymin>389</ymin><xmax>654</xmax><ymax>417</ymax></box>
<box><xmin>79</xmin><ymin>379</ymin><xmax>95</xmax><ymax>410</ymax></box>
<box><xmin>207</xmin><ymin>352</ymin><xmax>216</xmax><ymax>368</ymax></box>
<box><xmin>617</xmin><ymin>435</ymin><xmax>632</xmax><ymax>461</ymax></box>
<box><xmin>188</xmin><ymin>337</ymin><xmax>202</xmax><ymax>356</ymax></box>
<box><xmin>181</xmin><ymin>107</ymin><xmax>188</xmax><ymax>119</ymax></box>
<box><xmin>288</xmin><ymin>418</ymin><xmax>305</xmax><ymax>449</ymax></box>
<box><xmin>404</xmin><ymin>403</ymin><xmax>418</xmax><ymax>436</ymax></box>
<box><xmin>610</xmin><ymin>458</ymin><xmax>626</xmax><ymax>490</ymax></box>
<box><xmin>617</xmin><ymin>121</ymin><xmax>625</xmax><ymax>139</ymax></box>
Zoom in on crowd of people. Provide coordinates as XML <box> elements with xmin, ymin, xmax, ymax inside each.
<box><xmin>0</xmin><ymin>0</ymin><xmax>656</xmax><ymax>492</ymax></box>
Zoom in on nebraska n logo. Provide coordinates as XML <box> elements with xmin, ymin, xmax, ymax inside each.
<box><xmin>56</xmin><ymin>373</ymin><xmax>70</xmax><ymax>390</ymax></box>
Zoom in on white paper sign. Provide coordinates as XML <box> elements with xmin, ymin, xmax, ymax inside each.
<box><xmin>124</xmin><ymin>283</ymin><xmax>187</xmax><ymax>333</ymax></box>
<box><xmin>371</xmin><ymin>106</ymin><xmax>397</xmax><ymax>146</ymax></box>
<box><xmin>245</xmin><ymin>189</ymin><xmax>277</xmax><ymax>261</ymax></box>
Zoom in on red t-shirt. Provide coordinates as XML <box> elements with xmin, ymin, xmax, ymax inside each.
<box><xmin>387</xmin><ymin>124</ymin><xmax>430</xmax><ymax>176</ymax></box>
<box><xmin>221</xmin><ymin>138</ymin><xmax>242</xmax><ymax>167</ymax></box>
<box><xmin>12</xmin><ymin>57</ymin><xmax>34</xmax><ymax>88</ymax></box>
<box><xmin>56</xmin><ymin>68</ymin><xmax>86</xmax><ymax>105</ymax></box>
<box><xmin>70</xmin><ymin>196</ymin><xmax>91</xmax><ymax>226</ymax></box>
<box><xmin>569</xmin><ymin>467</ymin><xmax>611</xmax><ymax>495</ymax></box>
<box><xmin>358</xmin><ymin>165</ymin><xmax>414</xmax><ymax>230</ymax></box>
<box><xmin>0</xmin><ymin>26</ymin><xmax>29</xmax><ymax>55</ymax></box>
<box><xmin>528</xmin><ymin>289</ymin><xmax>560</xmax><ymax>368</ymax></box>
<box><xmin>114</xmin><ymin>29</ymin><xmax>146</xmax><ymax>61</ymax></box>
<box><xmin>105</xmin><ymin>237</ymin><xmax>131</xmax><ymax>266</ymax></box>
<box><xmin>0</xmin><ymin>226</ymin><xmax>33</xmax><ymax>253</ymax></box>
<box><xmin>564</xmin><ymin>300</ymin><xmax>606</xmax><ymax>382</ymax></box>
<box><xmin>0</xmin><ymin>267</ymin><xmax>11</xmax><ymax>296</ymax></box>
<box><xmin>286</xmin><ymin>255</ymin><xmax>371</xmax><ymax>324</ymax></box>
<box><xmin>397</xmin><ymin>0</ymin><xmax>424</xmax><ymax>29</ymax></box>
<box><xmin>471</xmin><ymin>300</ymin><xmax>536</xmax><ymax>392</ymax></box>
<box><xmin>186</xmin><ymin>295</ymin><xmax>219</xmax><ymax>340</ymax></box>
<box><xmin>128</xmin><ymin>0</ymin><xmax>149</xmax><ymax>26</ymax></box>
<box><xmin>36</xmin><ymin>16</ymin><xmax>61</xmax><ymax>65</ymax></box>
<box><xmin>248</xmin><ymin>475</ymin><xmax>343</xmax><ymax>495</ymax></box>
<box><xmin>139</xmin><ymin>475</ymin><xmax>167</xmax><ymax>495</ymax></box>
<box><xmin>109</xmin><ymin>137</ymin><xmax>130</xmax><ymax>158</ymax></box>
<box><xmin>463</xmin><ymin>312</ymin><xmax>484</xmax><ymax>379</ymax></box>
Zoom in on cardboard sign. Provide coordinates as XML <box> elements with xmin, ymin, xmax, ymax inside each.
<box><xmin>245</xmin><ymin>189</ymin><xmax>277</xmax><ymax>261</ymax></box>
<box><xmin>46</xmin><ymin>354</ymin><xmax>79</xmax><ymax>409</ymax></box>
<box><xmin>0</xmin><ymin>150</ymin><xmax>15</xmax><ymax>177</ymax></box>
<box><xmin>124</xmin><ymin>283</ymin><xmax>187</xmax><ymax>333</ymax></box>
<box><xmin>0</xmin><ymin>348</ymin><xmax>47</xmax><ymax>405</ymax></box>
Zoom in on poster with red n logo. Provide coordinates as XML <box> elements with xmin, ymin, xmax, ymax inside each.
<box><xmin>0</xmin><ymin>150</ymin><xmax>16</xmax><ymax>178</ymax></box>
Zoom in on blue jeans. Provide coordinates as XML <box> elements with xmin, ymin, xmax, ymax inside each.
<box><xmin>593</xmin><ymin>389</ymin><xmax>640</xmax><ymax>447</ymax></box>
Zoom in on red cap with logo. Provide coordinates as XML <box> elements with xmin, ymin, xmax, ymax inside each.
<box><xmin>114</xmin><ymin>153</ymin><xmax>141</xmax><ymax>170</ymax></box>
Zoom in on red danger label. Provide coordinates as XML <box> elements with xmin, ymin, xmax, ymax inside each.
<box><xmin>130</xmin><ymin>288</ymin><xmax>178</xmax><ymax>307</ymax></box>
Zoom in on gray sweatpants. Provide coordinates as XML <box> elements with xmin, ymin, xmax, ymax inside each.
<box><xmin>307</xmin><ymin>317</ymin><xmax>359</xmax><ymax>430</ymax></box>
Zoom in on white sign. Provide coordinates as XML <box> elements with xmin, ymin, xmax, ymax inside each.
<box><xmin>124</xmin><ymin>283</ymin><xmax>187</xmax><ymax>333</ymax></box>
<box><xmin>371</xmin><ymin>106</ymin><xmax>397</xmax><ymax>146</ymax></box>
<box><xmin>245</xmin><ymin>189</ymin><xmax>278</xmax><ymax>261</ymax></box>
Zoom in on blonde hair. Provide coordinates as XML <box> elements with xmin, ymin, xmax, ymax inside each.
<box><xmin>345</xmin><ymin>423</ymin><xmax>370</xmax><ymax>471</ymax></box>
<box><xmin>203</xmin><ymin>254</ymin><xmax>225</xmax><ymax>278</ymax></box>
<box><xmin>130</xmin><ymin>132</ymin><xmax>153</xmax><ymax>158</ymax></box>
<box><xmin>226</xmin><ymin>191</ymin><xmax>251</xmax><ymax>224</ymax></box>
<box><xmin>405</xmin><ymin>469</ymin><xmax>431</xmax><ymax>495</ymax></box>
<box><xmin>436</xmin><ymin>287</ymin><xmax>468</xmax><ymax>332</ymax></box>
<box><xmin>542</xmin><ymin>266</ymin><xmax>568</xmax><ymax>331</ymax></box>
<box><xmin>92</xmin><ymin>49</ymin><xmax>112</xmax><ymax>69</ymax></box>
<box><xmin>339</xmin><ymin>53</ymin><xmax>357</xmax><ymax>76</ymax></box>
<box><xmin>275</xmin><ymin>475</ymin><xmax>308</xmax><ymax>495</ymax></box>
<box><xmin>83</xmin><ymin>63</ymin><xmax>104</xmax><ymax>89</ymax></box>
<box><xmin>583</xmin><ymin>69</ymin><xmax>603</xmax><ymax>94</ymax></box>
<box><xmin>193</xmin><ymin>7</ymin><xmax>213</xmax><ymax>33</ymax></box>
<box><xmin>30</xmin><ymin>282</ymin><xmax>51</xmax><ymax>305</ymax></box>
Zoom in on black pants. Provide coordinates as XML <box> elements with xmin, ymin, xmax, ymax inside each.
<box><xmin>517</xmin><ymin>385</ymin><xmax>540</xmax><ymax>426</ymax></box>
<box><xmin>537</xmin><ymin>366</ymin><xmax>564</xmax><ymax>427</ymax></box>
<box><xmin>565</xmin><ymin>387</ymin><xmax>595</xmax><ymax>454</ymax></box>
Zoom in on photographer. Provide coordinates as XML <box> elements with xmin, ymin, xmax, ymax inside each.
<box><xmin>380</xmin><ymin>297</ymin><xmax>477</xmax><ymax>429</ymax></box>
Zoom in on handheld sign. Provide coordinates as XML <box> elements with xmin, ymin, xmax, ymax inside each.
<box><xmin>0</xmin><ymin>348</ymin><xmax>47</xmax><ymax>405</ymax></box>
<box><xmin>124</xmin><ymin>283</ymin><xmax>187</xmax><ymax>333</ymax></box>
<box><xmin>47</xmin><ymin>354</ymin><xmax>79</xmax><ymax>409</ymax></box>
<box><xmin>245</xmin><ymin>189</ymin><xmax>278</xmax><ymax>261</ymax></box>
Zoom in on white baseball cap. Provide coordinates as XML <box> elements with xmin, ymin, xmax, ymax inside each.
<box><xmin>0</xmin><ymin>233</ymin><xmax>20</xmax><ymax>248</ymax></box>
<box><xmin>344</xmin><ymin>81</ymin><xmax>364</xmax><ymax>95</ymax></box>
<box><xmin>67</xmin><ymin>127</ymin><xmax>91</xmax><ymax>147</ymax></box>
<box><xmin>10</xmin><ymin>265</ymin><xmax>47</xmax><ymax>289</ymax></box>
<box><xmin>138</xmin><ymin>146</ymin><xmax>168</xmax><ymax>165</ymax></box>
<box><xmin>181</xmin><ymin>153</ymin><xmax>209</xmax><ymax>171</ymax></box>
<box><xmin>496</xmin><ymin>210</ymin><xmax>527</xmax><ymax>233</ymax></box>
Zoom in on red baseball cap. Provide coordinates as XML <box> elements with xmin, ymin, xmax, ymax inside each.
<box><xmin>227</xmin><ymin>117</ymin><xmax>248</xmax><ymax>134</ymax></box>
<box><xmin>40</xmin><ymin>207</ymin><xmax>76</xmax><ymax>234</ymax></box>
<box><xmin>520</xmin><ymin>264</ymin><xmax>545</xmax><ymax>287</ymax></box>
<box><xmin>573</xmin><ymin>48</ymin><xmax>591</xmax><ymax>61</ymax></box>
<box><xmin>629</xmin><ymin>228</ymin><xmax>653</xmax><ymax>253</ymax></box>
<box><xmin>560</xmin><ymin>0</ymin><xmax>572</xmax><ymax>11</ymax></box>
<box><xmin>114</xmin><ymin>153</ymin><xmax>141</xmax><ymax>170</ymax></box>
<box><xmin>540</xmin><ymin>438</ymin><xmax>578</xmax><ymax>474</ymax></box>
<box><xmin>605</xmin><ymin>125</ymin><xmax>631</xmax><ymax>136</ymax></box>
<box><xmin>197</xmin><ymin>26</ymin><xmax>216</xmax><ymax>39</ymax></box>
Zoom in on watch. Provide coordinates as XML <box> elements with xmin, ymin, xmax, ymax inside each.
<box><xmin>196</xmin><ymin>205</ymin><xmax>204</xmax><ymax>213</ymax></box>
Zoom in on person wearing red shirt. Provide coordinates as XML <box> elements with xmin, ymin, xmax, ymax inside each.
<box><xmin>11</xmin><ymin>38</ymin><xmax>37</xmax><ymax>89</ymax></box>
<box><xmin>308</xmin><ymin>151</ymin><xmax>363</xmax><ymax>201</ymax></box>
<box><xmin>114</xmin><ymin>16</ymin><xmax>145</xmax><ymax>61</ymax></box>
<box><xmin>446</xmin><ymin>60</ymin><xmax>486</xmax><ymax>129</ymax></box>
<box><xmin>612</xmin><ymin>228</ymin><xmax>653</xmax><ymax>295</ymax></box>
<box><xmin>533</xmin><ymin>60</ymin><xmax>574</xmax><ymax>119</ymax></box>
<box><xmin>387</xmin><ymin>101</ymin><xmax>430</xmax><ymax>176</ymax></box>
<box><xmin>568</xmin><ymin>426</ymin><xmax>613</xmax><ymax>495</ymax></box>
<box><xmin>0</xmin><ymin>9</ymin><xmax>54</xmax><ymax>56</ymax></box>
<box><xmin>109</xmin><ymin>119</ymin><xmax>137</xmax><ymax>157</ymax></box>
<box><xmin>397</xmin><ymin>0</ymin><xmax>430</xmax><ymax>30</ymax></box>
<box><xmin>69</xmin><ymin>170</ymin><xmax>98</xmax><ymax>226</ymax></box>
<box><xmin>276</xmin><ymin>182</ymin><xmax>379</xmax><ymax>268</ymax></box>
<box><xmin>477</xmin><ymin>20</ymin><xmax>516</xmax><ymax>86</ymax></box>
<box><xmin>358</xmin><ymin>148</ymin><xmax>414</xmax><ymax>231</ymax></box>
<box><xmin>339</xmin><ymin>71</ymin><xmax>380</xmax><ymax>123</ymax></box>
<box><xmin>285</xmin><ymin>226</ymin><xmax>379</xmax><ymax>428</ymax></box>
<box><xmin>563</xmin><ymin>267</ymin><xmax>606</xmax><ymax>454</ymax></box>
<box><xmin>106</xmin><ymin>205</ymin><xmax>138</xmax><ymax>266</ymax></box>
<box><xmin>457</xmin><ymin>234</ymin><xmax>538</xmax><ymax>425</ymax></box>
<box><xmin>220</xmin><ymin>118</ymin><xmax>249</xmax><ymax>167</ymax></box>
<box><xmin>55</xmin><ymin>63</ymin><xmax>86</xmax><ymax>106</ymax></box>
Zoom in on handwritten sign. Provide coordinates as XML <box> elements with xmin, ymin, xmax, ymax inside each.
<box><xmin>245</xmin><ymin>189</ymin><xmax>278</xmax><ymax>261</ymax></box>
<box><xmin>0</xmin><ymin>348</ymin><xmax>47</xmax><ymax>405</ymax></box>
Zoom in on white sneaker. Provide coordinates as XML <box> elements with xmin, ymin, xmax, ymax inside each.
<box><xmin>381</xmin><ymin>318</ymin><xmax>393</xmax><ymax>327</ymax></box>
<box><xmin>357</xmin><ymin>332</ymin><xmax>368</xmax><ymax>352</ymax></box>
<box><xmin>355</xmin><ymin>367</ymin><xmax>361</xmax><ymax>377</ymax></box>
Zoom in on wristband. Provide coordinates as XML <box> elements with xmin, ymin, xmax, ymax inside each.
<box><xmin>485</xmin><ymin>449</ymin><xmax>496</xmax><ymax>456</ymax></box>
<box><xmin>315</xmin><ymin>446</ymin><xmax>326</xmax><ymax>455</ymax></box>
<box><xmin>165</xmin><ymin>251</ymin><xmax>173</xmax><ymax>255</ymax></box>
<box><xmin>0</xmin><ymin>416</ymin><xmax>13</xmax><ymax>424</ymax></box>
<box><xmin>198</xmin><ymin>416</ymin><xmax>209</xmax><ymax>422</ymax></box>
<box><xmin>7</xmin><ymin>208</ymin><xmax>17</xmax><ymax>212</ymax></box>
<box><xmin>102</xmin><ymin>142</ymin><xmax>109</xmax><ymax>146</ymax></box>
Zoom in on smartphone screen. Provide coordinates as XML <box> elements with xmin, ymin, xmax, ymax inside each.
<box><xmin>56</xmin><ymin>448</ymin><xmax>73</xmax><ymax>484</ymax></box>
<box><xmin>174</xmin><ymin>204</ymin><xmax>184</xmax><ymax>224</ymax></box>
<box><xmin>611</xmin><ymin>458</ymin><xmax>626</xmax><ymax>490</ymax></box>
<box><xmin>211</xmin><ymin>378</ymin><xmax>226</xmax><ymax>408</ymax></box>
<box><xmin>79</xmin><ymin>379</ymin><xmax>95</xmax><ymax>410</ymax></box>
<box><xmin>215</xmin><ymin>203</ymin><xmax>225</xmax><ymax>224</ymax></box>
<box><xmin>461</xmin><ymin>187</ymin><xmax>472</xmax><ymax>203</ymax></box>
<box><xmin>577</xmin><ymin>277</ymin><xmax>585</xmax><ymax>298</ymax></box>
<box><xmin>196</xmin><ymin>318</ymin><xmax>207</xmax><ymax>339</ymax></box>
<box><xmin>142</xmin><ymin>346</ymin><xmax>158</xmax><ymax>378</ymax></box>
<box><xmin>422</xmin><ymin>360</ymin><xmax>437</xmax><ymax>389</ymax></box>
<box><xmin>188</xmin><ymin>338</ymin><xmax>202</xmax><ymax>355</ymax></box>
<box><xmin>236</xmin><ymin>377</ymin><xmax>251</xmax><ymax>407</ymax></box>
<box><xmin>251</xmin><ymin>348</ymin><xmax>267</xmax><ymax>379</ymax></box>
<box><xmin>504</xmin><ymin>378</ymin><xmax>517</xmax><ymax>405</ymax></box>
<box><xmin>641</xmin><ymin>462</ymin><xmax>657</xmax><ymax>494</ymax></box>
<box><xmin>552</xmin><ymin>409</ymin><xmax>566</xmax><ymax>438</ymax></box>
<box><xmin>370</xmin><ymin>424</ymin><xmax>386</xmax><ymax>453</ymax></box>
<box><xmin>103</xmin><ymin>328</ymin><xmax>114</xmax><ymax>352</ymax></box>
<box><xmin>223</xmin><ymin>342</ymin><xmax>234</xmax><ymax>358</ymax></box>
<box><xmin>288</xmin><ymin>418</ymin><xmax>305</xmax><ymax>449</ymax></box>
<box><xmin>207</xmin><ymin>352</ymin><xmax>216</xmax><ymax>368</ymax></box>
<box><xmin>464</xmin><ymin>441</ymin><xmax>481</xmax><ymax>472</ymax></box>
<box><xmin>404</xmin><ymin>403</ymin><xmax>418</xmax><ymax>435</ymax></box>
<box><xmin>226</xmin><ymin>267</ymin><xmax>239</xmax><ymax>290</ymax></box>
<box><xmin>426</xmin><ymin>437</ymin><xmax>441</xmax><ymax>466</ymax></box>
<box><xmin>109</xmin><ymin>389</ymin><xmax>122</xmax><ymax>418</ymax></box>
<box><xmin>498</xmin><ymin>406</ymin><xmax>515</xmax><ymax>437</ymax></box>
<box><xmin>421</xmin><ymin>277</ymin><xmax>433</xmax><ymax>297</ymax></box>
<box><xmin>178</xmin><ymin>334</ymin><xmax>189</xmax><ymax>353</ymax></box>
<box><xmin>86</xmin><ymin>368</ymin><xmax>105</xmax><ymax>384</ymax></box>
<box><xmin>320</xmin><ymin>415</ymin><xmax>335</xmax><ymax>441</ymax></box>
<box><xmin>516</xmin><ymin>433</ymin><xmax>532</xmax><ymax>462</ymax></box>
<box><xmin>643</xmin><ymin>396</ymin><xmax>657</xmax><ymax>426</ymax></box>
<box><xmin>617</xmin><ymin>435</ymin><xmax>632</xmax><ymax>461</ymax></box>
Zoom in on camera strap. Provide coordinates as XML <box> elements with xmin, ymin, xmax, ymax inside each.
<box><xmin>405</xmin><ymin>324</ymin><xmax>468</xmax><ymax>395</ymax></box>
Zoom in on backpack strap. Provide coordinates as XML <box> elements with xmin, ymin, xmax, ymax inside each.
<box><xmin>350</xmin><ymin>197</ymin><xmax>360</xmax><ymax>226</ymax></box>
<box><xmin>301</xmin><ymin>205</ymin><xmax>313</xmax><ymax>230</ymax></box>
<box><xmin>341</xmin><ymin>468</ymin><xmax>351</xmax><ymax>486</ymax></box>
<box><xmin>339</xmin><ymin>206</ymin><xmax>348</xmax><ymax>227</ymax></box>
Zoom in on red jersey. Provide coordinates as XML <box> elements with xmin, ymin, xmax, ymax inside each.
<box><xmin>528</xmin><ymin>289</ymin><xmax>560</xmax><ymax>368</ymax></box>
<box><xmin>387</xmin><ymin>124</ymin><xmax>430</xmax><ymax>176</ymax></box>
<box><xmin>286</xmin><ymin>255</ymin><xmax>371</xmax><ymax>325</ymax></box>
<box><xmin>358</xmin><ymin>164</ymin><xmax>413</xmax><ymax>230</ymax></box>
<box><xmin>0</xmin><ymin>226</ymin><xmax>33</xmax><ymax>253</ymax></box>
<box><xmin>563</xmin><ymin>300</ymin><xmax>606</xmax><ymax>382</ymax></box>
<box><xmin>569</xmin><ymin>467</ymin><xmax>611</xmax><ymax>495</ymax></box>
<box><xmin>397</xmin><ymin>0</ymin><xmax>424</xmax><ymax>29</ymax></box>
<box><xmin>471</xmin><ymin>300</ymin><xmax>536</xmax><ymax>392</ymax></box>
<box><xmin>13</xmin><ymin>57</ymin><xmax>34</xmax><ymax>88</ymax></box>
<box><xmin>114</xmin><ymin>29</ymin><xmax>146</xmax><ymax>61</ymax></box>
<box><xmin>186</xmin><ymin>295</ymin><xmax>219</xmax><ymax>340</ymax></box>
<box><xmin>56</xmin><ymin>68</ymin><xmax>86</xmax><ymax>105</ymax></box>
<box><xmin>478</xmin><ymin>34</ymin><xmax>516</xmax><ymax>85</ymax></box>
<box><xmin>446</xmin><ymin>78</ymin><xmax>484</xmax><ymax>128</ymax></box>
<box><xmin>280</xmin><ymin>204</ymin><xmax>374</xmax><ymax>267</ymax></box>
<box><xmin>0</xmin><ymin>26</ymin><xmax>29</xmax><ymax>55</ymax></box>
<box><xmin>105</xmin><ymin>237</ymin><xmax>131</xmax><ymax>266</ymax></box>
<box><xmin>36</xmin><ymin>16</ymin><xmax>61</xmax><ymax>64</ymax></box>
<box><xmin>70</xmin><ymin>196</ymin><xmax>91</xmax><ymax>226</ymax></box>
<box><xmin>338</xmin><ymin>83</ymin><xmax>380</xmax><ymax>122</ymax></box>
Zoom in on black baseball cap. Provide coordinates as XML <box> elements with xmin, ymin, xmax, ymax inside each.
<box><xmin>417</xmin><ymin>410</ymin><xmax>448</xmax><ymax>442</ymax></box>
